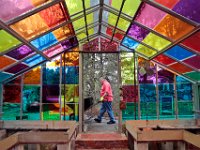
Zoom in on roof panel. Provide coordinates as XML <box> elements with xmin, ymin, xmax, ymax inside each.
<box><xmin>165</xmin><ymin>45</ymin><xmax>195</xmax><ymax>60</ymax></box>
<box><xmin>0</xmin><ymin>72</ymin><xmax>13</xmax><ymax>82</ymax></box>
<box><xmin>0</xmin><ymin>30</ymin><xmax>21</xmax><ymax>53</ymax></box>
<box><xmin>169</xmin><ymin>63</ymin><xmax>193</xmax><ymax>74</ymax></box>
<box><xmin>122</xmin><ymin>0</ymin><xmax>141</xmax><ymax>17</ymax></box>
<box><xmin>6</xmin><ymin>45</ymin><xmax>34</xmax><ymax>60</ymax></box>
<box><xmin>0</xmin><ymin>56</ymin><xmax>16</xmax><ymax>70</ymax></box>
<box><xmin>4</xmin><ymin>63</ymin><xmax>29</xmax><ymax>74</ymax></box>
<box><xmin>153</xmin><ymin>0</ymin><xmax>180</xmax><ymax>8</ymax></box>
<box><xmin>184</xmin><ymin>71</ymin><xmax>200</xmax><ymax>81</ymax></box>
<box><xmin>24</xmin><ymin>54</ymin><xmax>45</xmax><ymax>67</ymax></box>
<box><xmin>183</xmin><ymin>55</ymin><xmax>200</xmax><ymax>70</ymax></box>
<box><xmin>154</xmin><ymin>54</ymin><xmax>175</xmax><ymax>65</ymax></box>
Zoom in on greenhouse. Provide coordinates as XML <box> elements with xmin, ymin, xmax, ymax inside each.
<box><xmin>0</xmin><ymin>0</ymin><xmax>200</xmax><ymax>149</ymax></box>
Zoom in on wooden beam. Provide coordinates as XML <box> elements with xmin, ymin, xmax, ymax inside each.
<box><xmin>0</xmin><ymin>133</ymin><xmax>19</xmax><ymax>150</ymax></box>
<box><xmin>0</xmin><ymin>129</ymin><xmax>6</xmax><ymax>140</ymax></box>
<box><xmin>183</xmin><ymin>130</ymin><xmax>200</xmax><ymax>148</ymax></box>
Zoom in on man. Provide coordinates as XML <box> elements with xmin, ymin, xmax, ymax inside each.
<box><xmin>94</xmin><ymin>77</ymin><xmax>116</xmax><ymax>124</ymax></box>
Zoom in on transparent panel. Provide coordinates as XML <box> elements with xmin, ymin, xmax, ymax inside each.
<box><xmin>165</xmin><ymin>45</ymin><xmax>195</xmax><ymax>60</ymax></box>
<box><xmin>0</xmin><ymin>56</ymin><xmax>16</xmax><ymax>70</ymax></box>
<box><xmin>42</xmin><ymin>85</ymin><xmax>59</xmax><ymax>103</ymax></box>
<box><xmin>122</xmin><ymin>37</ymin><xmax>139</xmax><ymax>49</ymax></box>
<box><xmin>2</xmin><ymin>85</ymin><xmax>21</xmax><ymax>120</ymax></box>
<box><xmin>0</xmin><ymin>30</ymin><xmax>21</xmax><ymax>53</ymax></box>
<box><xmin>102</xmin><ymin>10</ymin><xmax>117</xmax><ymax>27</ymax></box>
<box><xmin>111</xmin><ymin>0</ymin><xmax>123</xmax><ymax>11</ymax></box>
<box><xmin>0</xmin><ymin>0</ymin><xmax>51</xmax><ymax>21</ymax></box>
<box><xmin>169</xmin><ymin>63</ymin><xmax>193</xmax><ymax>74</ymax></box>
<box><xmin>10</xmin><ymin>4</ymin><xmax>66</xmax><ymax>39</ymax></box>
<box><xmin>184</xmin><ymin>72</ymin><xmax>200</xmax><ymax>81</ymax></box>
<box><xmin>183</xmin><ymin>55</ymin><xmax>200</xmax><ymax>69</ymax></box>
<box><xmin>136</xmin><ymin>44</ymin><xmax>157</xmax><ymax>57</ymax></box>
<box><xmin>122</xmin><ymin>85</ymin><xmax>138</xmax><ymax>102</ymax></box>
<box><xmin>153</xmin><ymin>54</ymin><xmax>175</xmax><ymax>65</ymax></box>
<box><xmin>42</xmin><ymin>103</ymin><xmax>60</xmax><ymax>120</ymax></box>
<box><xmin>23</xmin><ymin>85</ymin><xmax>40</xmax><ymax>120</ymax></box>
<box><xmin>24</xmin><ymin>54</ymin><xmax>45</xmax><ymax>67</ymax></box>
<box><xmin>122</xmin><ymin>0</ymin><xmax>141</xmax><ymax>17</ymax></box>
<box><xmin>0</xmin><ymin>72</ymin><xmax>13</xmax><ymax>82</ymax></box>
<box><xmin>65</xmin><ymin>0</ymin><xmax>83</xmax><ymax>16</ymax></box>
<box><xmin>176</xmin><ymin>76</ymin><xmax>194</xmax><ymax>118</ymax></box>
<box><xmin>62</xmin><ymin>52</ymin><xmax>79</xmax><ymax>66</ymax></box>
<box><xmin>62</xmin><ymin>66</ymin><xmax>79</xmax><ymax>84</ymax></box>
<box><xmin>153</xmin><ymin>0</ymin><xmax>180</xmax><ymax>9</ymax></box>
<box><xmin>117</xmin><ymin>17</ymin><xmax>130</xmax><ymax>32</ymax></box>
<box><xmin>24</xmin><ymin>67</ymin><xmax>41</xmax><ymax>84</ymax></box>
<box><xmin>122</xmin><ymin>103</ymin><xmax>138</xmax><ymax>120</ymax></box>
<box><xmin>4</xmin><ymin>63</ymin><xmax>29</xmax><ymax>74</ymax></box>
<box><xmin>6</xmin><ymin>45</ymin><xmax>34</xmax><ymax>60</ymax></box>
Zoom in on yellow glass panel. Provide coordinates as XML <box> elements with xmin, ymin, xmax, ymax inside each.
<box><xmin>117</xmin><ymin>17</ymin><xmax>130</xmax><ymax>31</ymax></box>
<box><xmin>88</xmin><ymin>28</ymin><xmax>94</xmax><ymax>36</ymax></box>
<box><xmin>136</xmin><ymin>44</ymin><xmax>157</xmax><ymax>57</ymax></box>
<box><xmin>72</xmin><ymin>17</ymin><xmax>85</xmax><ymax>30</ymax></box>
<box><xmin>142</xmin><ymin>33</ymin><xmax>171</xmax><ymax>51</ymax></box>
<box><xmin>77</xmin><ymin>32</ymin><xmax>87</xmax><ymax>40</ymax></box>
<box><xmin>87</xmin><ymin>13</ymin><xmax>93</xmax><ymax>25</ymax></box>
<box><xmin>108</xmin><ymin>13</ymin><xmax>118</xmax><ymax>27</ymax></box>
<box><xmin>154</xmin><ymin>14</ymin><xmax>195</xmax><ymax>40</ymax></box>
<box><xmin>53</xmin><ymin>25</ymin><xmax>72</xmax><ymax>41</ymax></box>
<box><xmin>10</xmin><ymin>13</ymin><xmax>49</xmax><ymax>39</ymax></box>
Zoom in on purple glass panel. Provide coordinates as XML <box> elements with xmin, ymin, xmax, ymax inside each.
<box><xmin>158</xmin><ymin>68</ymin><xmax>174</xmax><ymax>83</ymax></box>
<box><xmin>61</xmin><ymin>37</ymin><xmax>78</xmax><ymax>50</ymax></box>
<box><xmin>135</xmin><ymin>3</ymin><xmax>166</xmax><ymax>29</ymax></box>
<box><xmin>5</xmin><ymin>63</ymin><xmax>29</xmax><ymax>74</ymax></box>
<box><xmin>183</xmin><ymin>55</ymin><xmax>200</xmax><ymax>69</ymax></box>
<box><xmin>127</xmin><ymin>24</ymin><xmax>150</xmax><ymax>41</ymax></box>
<box><xmin>0</xmin><ymin>0</ymin><xmax>33</xmax><ymax>21</ymax></box>
<box><xmin>6</xmin><ymin>45</ymin><xmax>33</xmax><ymax>60</ymax></box>
<box><xmin>173</xmin><ymin>0</ymin><xmax>200</xmax><ymax>23</ymax></box>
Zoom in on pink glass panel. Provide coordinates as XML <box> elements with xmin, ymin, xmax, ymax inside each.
<box><xmin>83</xmin><ymin>38</ymin><xmax>99</xmax><ymax>52</ymax></box>
<box><xmin>169</xmin><ymin>63</ymin><xmax>193</xmax><ymax>74</ymax></box>
<box><xmin>182</xmin><ymin>32</ymin><xmax>200</xmax><ymax>53</ymax></box>
<box><xmin>101</xmin><ymin>38</ymin><xmax>118</xmax><ymax>52</ymax></box>
<box><xmin>135</xmin><ymin>3</ymin><xmax>166</xmax><ymax>29</ymax></box>
<box><xmin>43</xmin><ymin>44</ymin><xmax>64</xmax><ymax>57</ymax></box>
<box><xmin>154</xmin><ymin>54</ymin><xmax>175</xmax><ymax>65</ymax></box>
<box><xmin>183</xmin><ymin>55</ymin><xmax>200</xmax><ymax>69</ymax></box>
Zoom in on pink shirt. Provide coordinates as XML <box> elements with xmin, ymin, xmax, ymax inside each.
<box><xmin>100</xmin><ymin>80</ymin><xmax>113</xmax><ymax>102</ymax></box>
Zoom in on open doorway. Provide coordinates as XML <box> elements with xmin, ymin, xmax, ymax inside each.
<box><xmin>82</xmin><ymin>53</ymin><xmax>120</xmax><ymax>132</ymax></box>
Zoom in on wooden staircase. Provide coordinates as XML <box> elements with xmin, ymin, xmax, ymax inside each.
<box><xmin>75</xmin><ymin>133</ymin><xmax>129</xmax><ymax>150</ymax></box>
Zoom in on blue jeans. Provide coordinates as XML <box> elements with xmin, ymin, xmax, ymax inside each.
<box><xmin>97</xmin><ymin>101</ymin><xmax>115</xmax><ymax>121</ymax></box>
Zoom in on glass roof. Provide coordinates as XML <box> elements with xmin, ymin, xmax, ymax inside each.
<box><xmin>0</xmin><ymin>0</ymin><xmax>199</xmax><ymax>83</ymax></box>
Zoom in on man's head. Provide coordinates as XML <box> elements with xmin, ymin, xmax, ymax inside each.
<box><xmin>99</xmin><ymin>77</ymin><xmax>105</xmax><ymax>84</ymax></box>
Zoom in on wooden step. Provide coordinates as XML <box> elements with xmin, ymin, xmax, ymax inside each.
<box><xmin>75</xmin><ymin>133</ymin><xmax>128</xmax><ymax>149</ymax></box>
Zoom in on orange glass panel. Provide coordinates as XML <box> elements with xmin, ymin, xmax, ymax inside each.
<box><xmin>62</xmin><ymin>48</ymin><xmax>79</xmax><ymax>66</ymax></box>
<box><xmin>39</xmin><ymin>4</ymin><xmax>66</xmax><ymax>27</ymax></box>
<box><xmin>10</xmin><ymin>13</ymin><xmax>49</xmax><ymax>39</ymax></box>
<box><xmin>0</xmin><ymin>56</ymin><xmax>16</xmax><ymax>70</ymax></box>
<box><xmin>154</xmin><ymin>14</ymin><xmax>195</xmax><ymax>40</ymax></box>
<box><xmin>24</xmin><ymin>67</ymin><xmax>41</xmax><ymax>84</ymax></box>
<box><xmin>169</xmin><ymin>63</ymin><xmax>193</xmax><ymax>74</ymax></box>
<box><xmin>53</xmin><ymin>25</ymin><xmax>72</xmax><ymax>41</ymax></box>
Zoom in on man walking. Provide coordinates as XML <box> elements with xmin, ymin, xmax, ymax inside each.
<box><xmin>94</xmin><ymin>77</ymin><xmax>116</xmax><ymax>124</ymax></box>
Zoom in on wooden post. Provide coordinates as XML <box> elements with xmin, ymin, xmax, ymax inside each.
<box><xmin>13</xmin><ymin>144</ymin><xmax>24</xmax><ymax>150</ymax></box>
<box><xmin>57</xmin><ymin>143</ymin><xmax>70</xmax><ymax>150</ymax></box>
<box><xmin>134</xmin><ymin>141</ymin><xmax>148</xmax><ymax>150</ymax></box>
<box><xmin>40</xmin><ymin>65</ymin><xmax>43</xmax><ymax>120</ymax></box>
<box><xmin>0</xmin><ymin>130</ymin><xmax>6</xmax><ymax>140</ymax></box>
<box><xmin>79</xmin><ymin>51</ymin><xmax>83</xmax><ymax>132</ymax></box>
<box><xmin>177</xmin><ymin>141</ymin><xmax>186</xmax><ymax>150</ymax></box>
<box><xmin>161</xmin><ymin>142</ymin><xmax>173</xmax><ymax>150</ymax></box>
<box><xmin>20</xmin><ymin>75</ymin><xmax>24</xmax><ymax>120</ymax></box>
<box><xmin>174</xmin><ymin>74</ymin><xmax>178</xmax><ymax>119</ymax></box>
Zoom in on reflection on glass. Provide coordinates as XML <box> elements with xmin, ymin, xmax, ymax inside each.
<box><xmin>42</xmin><ymin>103</ymin><xmax>60</xmax><ymax>120</ymax></box>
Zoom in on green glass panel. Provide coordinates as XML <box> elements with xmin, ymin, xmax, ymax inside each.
<box><xmin>136</xmin><ymin>44</ymin><xmax>157</xmax><ymax>57</ymax></box>
<box><xmin>65</xmin><ymin>0</ymin><xmax>83</xmax><ymax>16</ymax></box>
<box><xmin>184</xmin><ymin>72</ymin><xmax>200</xmax><ymax>81</ymax></box>
<box><xmin>2</xmin><ymin>103</ymin><xmax>20</xmax><ymax>120</ymax></box>
<box><xmin>121</xmin><ymin>53</ymin><xmax>136</xmax><ymax>84</ymax></box>
<box><xmin>0</xmin><ymin>30</ymin><xmax>21</xmax><ymax>53</ymax></box>
<box><xmin>178</xmin><ymin>101</ymin><xmax>194</xmax><ymax>118</ymax></box>
<box><xmin>122</xmin><ymin>0</ymin><xmax>141</xmax><ymax>17</ymax></box>
<box><xmin>23</xmin><ymin>86</ymin><xmax>40</xmax><ymax>120</ymax></box>
<box><xmin>73</xmin><ymin>17</ymin><xmax>85</xmax><ymax>31</ymax></box>
<box><xmin>117</xmin><ymin>17</ymin><xmax>130</xmax><ymax>31</ymax></box>
<box><xmin>122</xmin><ymin>103</ymin><xmax>138</xmax><ymax>120</ymax></box>
<box><xmin>111</xmin><ymin>0</ymin><xmax>123</xmax><ymax>11</ymax></box>
<box><xmin>142</xmin><ymin>33</ymin><xmax>171</xmax><ymax>51</ymax></box>
<box><xmin>108</xmin><ymin>12</ymin><xmax>118</xmax><ymax>27</ymax></box>
<box><xmin>42</xmin><ymin>104</ymin><xmax>60</xmax><ymax>120</ymax></box>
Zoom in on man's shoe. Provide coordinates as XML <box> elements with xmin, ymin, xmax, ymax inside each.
<box><xmin>94</xmin><ymin>118</ymin><xmax>101</xmax><ymax>123</ymax></box>
<box><xmin>107</xmin><ymin>120</ymin><xmax>116</xmax><ymax>124</ymax></box>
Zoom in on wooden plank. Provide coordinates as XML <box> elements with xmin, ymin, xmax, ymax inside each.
<box><xmin>138</xmin><ymin>130</ymin><xmax>183</xmax><ymax>142</ymax></box>
<box><xmin>18</xmin><ymin>132</ymin><xmax>68</xmax><ymax>144</ymax></box>
<box><xmin>0</xmin><ymin>129</ymin><xmax>6</xmax><ymax>140</ymax></box>
<box><xmin>0</xmin><ymin>133</ymin><xmax>19</xmax><ymax>150</ymax></box>
<box><xmin>183</xmin><ymin>130</ymin><xmax>200</xmax><ymax>148</ymax></box>
<box><xmin>126</xmin><ymin>122</ymin><xmax>139</xmax><ymax>140</ymax></box>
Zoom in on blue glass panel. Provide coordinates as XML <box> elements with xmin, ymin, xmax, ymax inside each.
<box><xmin>62</xmin><ymin>67</ymin><xmax>79</xmax><ymax>84</ymax></box>
<box><xmin>122</xmin><ymin>37</ymin><xmax>139</xmax><ymax>49</ymax></box>
<box><xmin>24</xmin><ymin>54</ymin><xmax>45</xmax><ymax>67</ymax></box>
<box><xmin>31</xmin><ymin>32</ymin><xmax>57</xmax><ymax>51</ymax></box>
<box><xmin>165</xmin><ymin>45</ymin><xmax>194</xmax><ymax>60</ymax></box>
<box><xmin>0</xmin><ymin>72</ymin><xmax>13</xmax><ymax>82</ymax></box>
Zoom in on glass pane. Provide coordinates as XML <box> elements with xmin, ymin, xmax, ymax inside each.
<box><xmin>0</xmin><ymin>0</ymin><xmax>51</xmax><ymax>21</ymax></box>
<box><xmin>122</xmin><ymin>37</ymin><xmax>139</xmax><ymax>49</ymax></box>
<box><xmin>2</xmin><ymin>84</ymin><xmax>21</xmax><ymax>120</ymax></box>
<box><xmin>10</xmin><ymin>4</ymin><xmax>66</xmax><ymax>39</ymax></box>
<box><xmin>183</xmin><ymin>55</ymin><xmax>200</xmax><ymax>69</ymax></box>
<box><xmin>122</xmin><ymin>0</ymin><xmax>141</xmax><ymax>17</ymax></box>
<box><xmin>62</xmin><ymin>52</ymin><xmax>79</xmax><ymax>66</ymax></box>
<box><xmin>122</xmin><ymin>103</ymin><xmax>138</xmax><ymax>120</ymax></box>
<box><xmin>103</xmin><ymin>10</ymin><xmax>117</xmax><ymax>27</ymax></box>
<box><xmin>0</xmin><ymin>72</ymin><xmax>13</xmax><ymax>83</ymax></box>
<box><xmin>111</xmin><ymin>0</ymin><xmax>123</xmax><ymax>11</ymax></box>
<box><xmin>184</xmin><ymin>72</ymin><xmax>200</xmax><ymax>81</ymax></box>
<box><xmin>62</xmin><ymin>66</ymin><xmax>79</xmax><ymax>84</ymax></box>
<box><xmin>23</xmin><ymin>85</ymin><xmax>40</xmax><ymax>120</ymax></box>
<box><xmin>169</xmin><ymin>63</ymin><xmax>193</xmax><ymax>74</ymax></box>
<box><xmin>100</xmin><ymin>37</ymin><xmax>118</xmax><ymax>52</ymax></box>
<box><xmin>105</xmin><ymin>27</ymin><xmax>124</xmax><ymax>40</ymax></box>
<box><xmin>43</xmin><ymin>44</ymin><xmax>64</xmax><ymax>58</ymax></box>
<box><xmin>117</xmin><ymin>17</ymin><xmax>130</xmax><ymax>31</ymax></box>
<box><xmin>153</xmin><ymin>54</ymin><xmax>175</xmax><ymax>65</ymax></box>
<box><xmin>121</xmin><ymin>53</ymin><xmax>135</xmax><ymax>84</ymax></box>
<box><xmin>182</xmin><ymin>31</ymin><xmax>200</xmax><ymax>53</ymax></box>
<box><xmin>65</xmin><ymin>0</ymin><xmax>83</xmax><ymax>16</ymax></box>
<box><xmin>43</xmin><ymin>85</ymin><xmax>59</xmax><ymax>103</ymax></box>
<box><xmin>165</xmin><ymin>45</ymin><xmax>195</xmax><ymax>60</ymax></box>
<box><xmin>0</xmin><ymin>56</ymin><xmax>16</xmax><ymax>70</ymax></box>
<box><xmin>122</xmin><ymin>85</ymin><xmax>138</xmax><ymax>102</ymax></box>
<box><xmin>136</xmin><ymin>44</ymin><xmax>157</xmax><ymax>57</ymax></box>
<box><xmin>4</xmin><ymin>63</ymin><xmax>29</xmax><ymax>74</ymax></box>
<box><xmin>72</xmin><ymin>17</ymin><xmax>85</xmax><ymax>31</ymax></box>
<box><xmin>6</xmin><ymin>45</ymin><xmax>34</xmax><ymax>60</ymax></box>
<box><xmin>42</xmin><ymin>103</ymin><xmax>60</xmax><ymax>120</ymax></box>
<box><xmin>0</xmin><ymin>30</ymin><xmax>21</xmax><ymax>53</ymax></box>
<box><xmin>153</xmin><ymin>0</ymin><xmax>179</xmax><ymax>9</ymax></box>
<box><xmin>24</xmin><ymin>54</ymin><xmax>45</xmax><ymax>67</ymax></box>
<box><xmin>24</xmin><ymin>67</ymin><xmax>41</xmax><ymax>84</ymax></box>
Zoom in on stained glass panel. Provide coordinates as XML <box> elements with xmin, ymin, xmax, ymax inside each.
<box><xmin>183</xmin><ymin>55</ymin><xmax>200</xmax><ymax>69</ymax></box>
<box><xmin>169</xmin><ymin>63</ymin><xmax>193</xmax><ymax>74</ymax></box>
<box><xmin>184</xmin><ymin>72</ymin><xmax>200</xmax><ymax>81</ymax></box>
<box><xmin>154</xmin><ymin>54</ymin><xmax>175</xmax><ymax>65</ymax></box>
<box><xmin>0</xmin><ymin>56</ymin><xmax>16</xmax><ymax>70</ymax></box>
<box><xmin>0</xmin><ymin>72</ymin><xmax>13</xmax><ymax>82</ymax></box>
<box><xmin>42</xmin><ymin>103</ymin><xmax>60</xmax><ymax>120</ymax></box>
<box><xmin>5</xmin><ymin>63</ymin><xmax>29</xmax><ymax>74</ymax></box>
<box><xmin>24</xmin><ymin>67</ymin><xmax>41</xmax><ymax>84</ymax></box>
<box><xmin>24</xmin><ymin>54</ymin><xmax>45</xmax><ymax>67</ymax></box>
